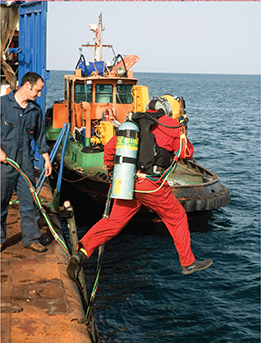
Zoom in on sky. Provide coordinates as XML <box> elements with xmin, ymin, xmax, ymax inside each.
<box><xmin>46</xmin><ymin>2</ymin><xmax>261</xmax><ymax>75</ymax></box>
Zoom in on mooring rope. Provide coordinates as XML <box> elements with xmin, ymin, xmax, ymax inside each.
<box><xmin>85</xmin><ymin>185</ymin><xmax>112</xmax><ymax>320</ymax></box>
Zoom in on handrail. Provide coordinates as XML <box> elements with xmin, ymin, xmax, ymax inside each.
<box><xmin>36</xmin><ymin>123</ymin><xmax>68</xmax><ymax>194</ymax></box>
<box><xmin>56</xmin><ymin>123</ymin><xmax>71</xmax><ymax>195</ymax></box>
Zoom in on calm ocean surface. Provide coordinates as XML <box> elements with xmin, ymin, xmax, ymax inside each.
<box><xmin>46</xmin><ymin>71</ymin><xmax>260</xmax><ymax>343</ymax></box>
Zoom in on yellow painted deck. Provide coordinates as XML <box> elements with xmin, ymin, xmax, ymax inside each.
<box><xmin>1</xmin><ymin>180</ymin><xmax>92</xmax><ymax>343</ymax></box>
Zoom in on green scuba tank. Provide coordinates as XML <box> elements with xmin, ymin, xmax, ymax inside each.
<box><xmin>111</xmin><ymin>121</ymin><xmax>139</xmax><ymax>200</ymax></box>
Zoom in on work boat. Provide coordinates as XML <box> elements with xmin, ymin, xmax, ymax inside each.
<box><xmin>45</xmin><ymin>14</ymin><xmax>230</xmax><ymax>225</ymax></box>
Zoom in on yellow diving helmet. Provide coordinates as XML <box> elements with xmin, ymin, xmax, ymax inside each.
<box><xmin>145</xmin><ymin>94</ymin><xmax>185</xmax><ymax>121</ymax></box>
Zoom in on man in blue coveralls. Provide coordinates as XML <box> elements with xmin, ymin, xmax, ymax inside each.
<box><xmin>0</xmin><ymin>72</ymin><xmax>52</xmax><ymax>252</ymax></box>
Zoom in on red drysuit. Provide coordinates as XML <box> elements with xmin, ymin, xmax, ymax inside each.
<box><xmin>79</xmin><ymin>114</ymin><xmax>195</xmax><ymax>267</ymax></box>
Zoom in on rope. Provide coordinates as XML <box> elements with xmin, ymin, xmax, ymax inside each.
<box><xmin>85</xmin><ymin>185</ymin><xmax>112</xmax><ymax>320</ymax></box>
<box><xmin>52</xmin><ymin>166</ymin><xmax>108</xmax><ymax>184</ymax></box>
<box><xmin>52</xmin><ymin>166</ymin><xmax>90</xmax><ymax>183</ymax></box>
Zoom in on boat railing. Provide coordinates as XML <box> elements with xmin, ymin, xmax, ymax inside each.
<box><xmin>36</xmin><ymin>123</ymin><xmax>70</xmax><ymax>197</ymax></box>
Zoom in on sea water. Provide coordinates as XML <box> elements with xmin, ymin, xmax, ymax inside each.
<box><xmin>46</xmin><ymin>71</ymin><xmax>260</xmax><ymax>343</ymax></box>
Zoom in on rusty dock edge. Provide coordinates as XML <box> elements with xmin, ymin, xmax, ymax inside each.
<box><xmin>1</xmin><ymin>179</ymin><xmax>92</xmax><ymax>343</ymax></box>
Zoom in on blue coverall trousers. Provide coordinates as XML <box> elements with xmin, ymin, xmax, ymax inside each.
<box><xmin>1</xmin><ymin>158</ymin><xmax>40</xmax><ymax>247</ymax></box>
<box><xmin>1</xmin><ymin>91</ymin><xmax>49</xmax><ymax>247</ymax></box>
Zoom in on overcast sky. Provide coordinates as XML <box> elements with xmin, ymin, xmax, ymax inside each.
<box><xmin>46</xmin><ymin>1</ymin><xmax>260</xmax><ymax>75</ymax></box>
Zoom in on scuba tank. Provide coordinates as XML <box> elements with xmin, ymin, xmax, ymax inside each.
<box><xmin>111</xmin><ymin>95</ymin><xmax>188</xmax><ymax>199</ymax></box>
<box><xmin>111</xmin><ymin>121</ymin><xmax>139</xmax><ymax>200</ymax></box>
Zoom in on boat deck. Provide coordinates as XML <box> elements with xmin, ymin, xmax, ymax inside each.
<box><xmin>168</xmin><ymin>164</ymin><xmax>204</xmax><ymax>185</ymax></box>
<box><xmin>0</xmin><ymin>179</ymin><xmax>92</xmax><ymax>343</ymax></box>
<box><xmin>59</xmin><ymin>144</ymin><xmax>206</xmax><ymax>186</ymax></box>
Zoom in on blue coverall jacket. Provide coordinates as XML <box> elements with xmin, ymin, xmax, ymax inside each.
<box><xmin>1</xmin><ymin>91</ymin><xmax>49</xmax><ymax>246</ymax></box>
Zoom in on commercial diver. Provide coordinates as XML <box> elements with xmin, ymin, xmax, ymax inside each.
<box><xmin>67</xmin><ymin>95</ymin><xmax>213</xmax><ymax>279</ymax></box>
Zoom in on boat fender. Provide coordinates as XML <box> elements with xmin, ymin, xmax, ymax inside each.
<box><xmin>111</xmin><ymin>121</ymin><xmax>139</xmax><ymax>200</ymax></box>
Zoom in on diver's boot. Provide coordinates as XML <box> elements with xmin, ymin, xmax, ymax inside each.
<box><xmin>67</xmin><ymin>248</ymin><xmax>87</xmax><ymax>281</ymax></box>
<box><xmin>181</xmin><ymin>259</ymin><xmax>213</xmax><ymax>275</ymax></box>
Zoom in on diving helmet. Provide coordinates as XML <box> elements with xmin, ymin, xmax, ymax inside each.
<box><xmin>145</xmin><ymin>94</ymin><xmax>185</xmax><ymax>121</ymax></box>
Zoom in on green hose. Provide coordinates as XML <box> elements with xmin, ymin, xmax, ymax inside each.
<box><xmin>6</xmin><ymin>158</ymin><xmax>69</xmax><ymax>256</ymax></box>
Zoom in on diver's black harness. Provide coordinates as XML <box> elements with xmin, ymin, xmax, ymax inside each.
<box><xmin>127</xmin><ymin>109</ymin><xmax>188</xmax><ymax>176</ymax></box>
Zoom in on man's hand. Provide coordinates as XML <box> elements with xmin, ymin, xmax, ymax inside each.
<box><xmin>42</xmin><ymin>153</ymin><xmax>52</xmax><ymax>177</ymax></box>
<box><xmin>0</xmin><ymin>149</ymin><xmax>7</xmax><ymax>164</ymax></box>
<box><xmin>44</xmin><ymin>160</ymin><xmax>52</xmax><ymax>177</ymax></box>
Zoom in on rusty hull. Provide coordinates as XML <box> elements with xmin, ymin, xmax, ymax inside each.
<box><xmin>0</xmin><ymin>180</ymin><xmax>92</xmax><ymax>343</ymax></box>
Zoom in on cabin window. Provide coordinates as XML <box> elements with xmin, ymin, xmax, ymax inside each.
<box><xmin>75</xmin><ymin>83</ymin><xmax>92</xmax><ymax>103</ymax></box>
<box><xmin>95</xmin><ymin>84</ymin><xmax>113</xmax><ymax>103</ymax></box>
<box><xmin>69</xmin><ymin>80</ymin><xmax>73</xmax><ymax>103</ymax></box>
<box><xmin>64</xmin><ymin>79</ymin><xmax>67</xmax><ymax>100</ymax></box>
<box><xmin>116</xmin><ymin>84</ymin><xmax>133</xmax><ymax>104</ymax></box>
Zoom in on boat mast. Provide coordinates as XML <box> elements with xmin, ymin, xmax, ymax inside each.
<box><xmin>89</xmin><ymin>13</ymin><xmax>105</xmax><ymax>62</ymax></box>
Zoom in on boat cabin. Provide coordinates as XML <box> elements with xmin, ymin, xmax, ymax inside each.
<box><xmin>52</xmin><ymin>69</ymin><xmax>149</xmax><ymax>147</ymax></box>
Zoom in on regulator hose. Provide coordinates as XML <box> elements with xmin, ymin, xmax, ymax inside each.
<box><xmin>6</xmin><ymin>158</ymin><xmax>69</xmax><ymax>256</ymax></box>
<box><xmin>129</xmin><ymin>109</ymin><xmax>189</xmax><ymax>193</ymax></box>
<box><xmin>134</xmin><ymin>136</ymin><xmax>183</xmax><ymax>194</ymax></box>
